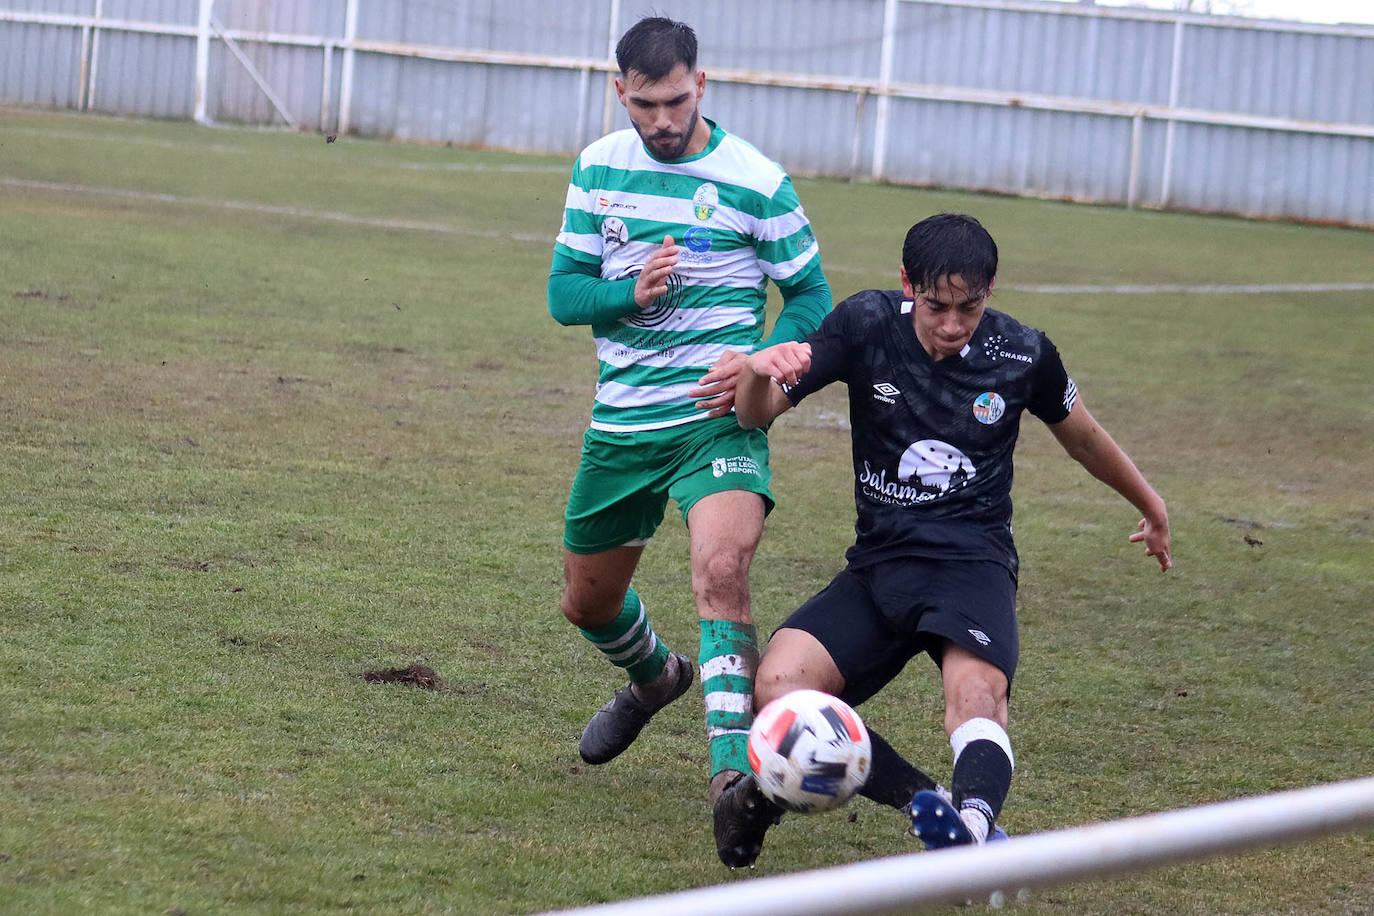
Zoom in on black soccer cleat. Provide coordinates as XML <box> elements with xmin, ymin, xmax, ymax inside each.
<box><xmin>713</xmin><ymin>772</ymin><xmax>783</xmax><ymax>868</ymax></box>
<box><xmin>578</xmin><ymin>653</ymin><xmax>694</xmax><ymax>765</ymax></box>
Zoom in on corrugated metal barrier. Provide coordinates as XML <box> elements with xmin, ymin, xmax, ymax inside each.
<box><xmin>2</xmin><ymin>0</ymin><xmax>1371</xmax><ymax>227</ymax></box>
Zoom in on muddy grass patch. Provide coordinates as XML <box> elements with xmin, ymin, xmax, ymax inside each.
<box><xmin>356</xmin><ymin>664</ymin><xmax>442</xmax><ymax>690</ymax></box>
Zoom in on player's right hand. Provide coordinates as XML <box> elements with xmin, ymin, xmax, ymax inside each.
<box><xmin>1129</xmin><ymin>515</ymin><xmax>1172</xmax><ymax>571</ymax></box>
<box><xmin>747</xmin><ymin>341</ymin><xmax>812</xmax><ymax>389</ymax></box>
<box><xmin>634</xmin><ymin>235</ymin><xmax>679</xmax><ymax>308</ymax></box>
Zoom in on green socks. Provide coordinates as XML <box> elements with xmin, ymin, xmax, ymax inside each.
<box><xmin>578</xmin><ymin>588</ymin><xmax>670</xmax><ymax>684</ymax></box>
<box><xmin>699</xmin><ymin>619</ymin><xmax>759</xmax><ymax>777</ymax></box>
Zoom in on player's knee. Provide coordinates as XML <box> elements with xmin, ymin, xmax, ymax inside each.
<box><xmin>944</xmin><ymin>683</ymin><xmax>1008</xmax><ymax>734</ymax></box>
<box><xmin>691</xmin><ymin>549</ymin><xmax>752</xmax><ymax>616</ymax></box>
<box><xmin>942</xmin><ymin>668</ymin><xmax>1008</xmax><ymax>733</ymax></box>
<box><xmin>559</xmin><ymin>586</ymin><xmax>621</xmax><ymax>629</ymax></box>
<box><xmin>753</xmin><ymin>661</ymin><xmax>793</xmax><ymax>710</ymax></box>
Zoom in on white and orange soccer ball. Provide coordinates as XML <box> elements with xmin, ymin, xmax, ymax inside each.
<box><xmin>747</xmin><ymin>689</ymin><xmax>872</xmax><ymax>814</ymax></box>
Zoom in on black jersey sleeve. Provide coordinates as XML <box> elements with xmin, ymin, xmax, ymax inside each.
<box><xmin>1027</xmin><ymin>333</ymin><xmax>1077</xmax><ymax>424</ymax></box>
<box><xmin>784</xmin><ymin>295</ymin><xmax>856</xmax><ymax>405</ymax></box>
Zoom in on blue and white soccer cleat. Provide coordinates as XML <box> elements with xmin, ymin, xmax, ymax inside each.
<box><xmin>910</xmin><ymin>791</ymin><xmax>1009</xmax><ymax>848</ymax></box>
<box><xmin>910</xmin><ymin>789</ymin><xmax>974</xmax><ymax>849</ymax></box>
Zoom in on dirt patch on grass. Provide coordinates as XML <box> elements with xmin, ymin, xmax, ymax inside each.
<box><xmin>357</xmin><ymin>664</ymin><xmax>441</xmax><ymax>690</ymax></box>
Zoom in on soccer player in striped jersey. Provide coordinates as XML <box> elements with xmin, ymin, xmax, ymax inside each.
<box><xmin>547</xmin><ymin>17</ymin><xmax>832</xmax><ymax>867</ymax></box>
<box><xmin>731</xmin><ymin>212</ymin><xmax>1172</xmax><ymax>862</ymax></box>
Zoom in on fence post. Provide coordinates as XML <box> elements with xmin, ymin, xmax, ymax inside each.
<box><xmin>1128</xmin><ymin>110</ymin><xmax>1143</xmax><ymax>208</ymax></box>
<box><xmin>337</xmin><ymin>0</ymin><xmax>360</xmax><ymax>136</ymax></box>
<box><xmin>601</xmin><ymin>0</ymin><xmax>622</xmax><ymax>138</ymax></box>
<box><xmin>194</xmin><ymin>0</ymin><xmax>213</xmax><ymax>124</ymax></box>
<box><xmin>1160</xmin><ymin>17</ymin><xmax>1186</xmax><ymax>207</ymax></box>
<box><xmin>83</xmin><ymin>0</ymin><xmax>104</xmax><ymax>111</ymax></box>
<box><xmin>871</xmin><ymin>0</ymin><xmax>898</xmax><ymax>181</ymax></box>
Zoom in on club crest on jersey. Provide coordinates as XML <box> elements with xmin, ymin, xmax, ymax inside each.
<box><xmin>692</xmin><ymin>183</ymin><xmax>718</xmax><ymax>221</ymax></box>
<box><xmin>973</xmin><ymin>391</ymin><xmax>1006</xmax><ymax>425</ymax></box>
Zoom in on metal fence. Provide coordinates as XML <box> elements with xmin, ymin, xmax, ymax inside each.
<box><xmin>3</xmin><ymin>0</ymin><xmax>1372</xmax><ymax>227</ymax></box>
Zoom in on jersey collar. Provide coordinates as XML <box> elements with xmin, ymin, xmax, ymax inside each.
<box><xmin>652</xmin><ymin>118</ymin><xmax>724</xmax><ymax>164</ymax></box>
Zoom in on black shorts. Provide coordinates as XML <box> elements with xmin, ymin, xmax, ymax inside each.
<box><xmin>777</xmin><ymin>557</ymin><xmax>1018</xmax><ymax>707</ymax></box>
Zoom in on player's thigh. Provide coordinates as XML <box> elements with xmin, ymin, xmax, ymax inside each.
<box><xmin>668</xmin><ymin>418</ymin><xmax>775</xmax><ymax>523</ymax></box>
<box><xmin>684</xmin><ymin>489</ymin><xmax>766</xmax><ymax>594</ymax></box>
<box><xmin>756</xmin><ymin>627</ymin><xmax>844</xmax><ymax>708</ymax></box>
<box><xmin>773</xmin><ymin>568</ymin><xmax>920</xmax><ymax>709</ymax></box>
<box><xmin>908</xmin><ymin>559</ymin><xmax>1020</xmax><ymax>691</ymax></box>
<box><xmin>563</xmin><ymin>429</ymin><xmax>672</xmax><ymax>555</ymax></box>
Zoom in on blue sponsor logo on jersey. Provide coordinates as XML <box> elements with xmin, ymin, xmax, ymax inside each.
<box><xmin>683</xmin><ymin>226</ymin><xmax>712</xmax><ymax>252</ymax></box>
<box><xmin>681</xmin><ymin>226</ymin><xmax>713</xmax><ymax>263</ymax></box>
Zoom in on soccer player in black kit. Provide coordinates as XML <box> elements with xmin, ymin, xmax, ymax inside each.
<box><xmin>717</xmin><ymin>212</ymin><xmax>1171</xmax><ymax>866</ymax></box>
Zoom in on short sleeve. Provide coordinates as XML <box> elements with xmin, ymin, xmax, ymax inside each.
<box><xmin>1027</xmin><ymin>334</ymin><xmax>1078</xmax><ymax>423</ymax></box>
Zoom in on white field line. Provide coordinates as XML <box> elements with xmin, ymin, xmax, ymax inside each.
<box><xmin>1006</xmin><ymin>282</ymin><xmax>1374</xmax><ymax>294</ymax></box>
<box><xmin>0</xmin><ymin>125</ymin><xmax>567</xmax><ymax>173</ymax></box>
<box><xmin>4</xmin><ymin>176</ymin><xmax>1372</xmax><ymax>294</ymax></box>
<box><xmin>2</xmin><ymin>125</ymin><xmax>245</xmax><ymax>154</ymax></box>
<box><xmin>0</xmin><ymin>176</ymin><xmax>549</xmax><ymax>243</ymax></box>
<box><xmin>390</xmin><ymin>160</ymin><xmax>567</xmax><ymax>173</ymax></box>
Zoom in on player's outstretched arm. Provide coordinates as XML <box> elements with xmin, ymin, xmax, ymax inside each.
<box><xmin>735</xmin><ymin>342</ymin><xmax>811</xmax><ymax>430</ymax></box>
<box><xmin>1048</xmin><ymin>399</ymin><xmax>1172</xmax><ymax>571</ymax></box>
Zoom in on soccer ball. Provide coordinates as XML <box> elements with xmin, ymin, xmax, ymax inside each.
<box><xmin>747</xmin><ymin>689</ymin><xmax>872</xmax><ymax>814</ymax></box>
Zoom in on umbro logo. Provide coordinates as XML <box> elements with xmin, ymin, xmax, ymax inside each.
<box><xmin>873</xmin><ymin>382</ymin><xmax>899</xmax><ymax>405</ymax></box>
<box><xmin>968</xmin><ymin>629</ymin><xmax>991</xmax><ymax>646</ymax></box>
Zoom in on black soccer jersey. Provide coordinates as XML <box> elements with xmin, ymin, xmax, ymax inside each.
<box><xmin>786</xmin><ymin>289</ymin><xmax>1078</xmax><ymax>575</ymax></box>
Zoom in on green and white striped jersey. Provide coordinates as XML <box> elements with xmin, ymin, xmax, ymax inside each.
<box><xmin>554</xmin><ymin>120</ymin><xmax>821</xmax><ymax>432</ymax></box>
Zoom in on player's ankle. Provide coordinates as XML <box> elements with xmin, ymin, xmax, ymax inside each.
<box><xmin>959</xmin><ymin>805</ymin><xmax>991</xmax><ymax>844</ymax></box>
<box><xmin>630</xmin><ymin>652</ymin><xmax>680</xmax><ymax>705</ymax></box>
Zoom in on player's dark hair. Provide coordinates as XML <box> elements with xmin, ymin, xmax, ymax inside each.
<box><xmin>616</xmin><ymin>16</ymin><xmax>697</xmax><ymax>81</ymax></box>
<box><xmin>902</xmin><ymin>213</ymin><xmax>998</xmax><ymax>297</ymax></box>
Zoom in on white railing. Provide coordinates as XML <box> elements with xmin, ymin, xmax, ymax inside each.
<box><xmin>538</xmin><ymin>777</ymin><xmax>1374</xmax><ymax>916</ymax></box>
<box><xmin>3</xmin><ymin>0</ymin><xmax>1372</xmax><ymax>224</ymax></box>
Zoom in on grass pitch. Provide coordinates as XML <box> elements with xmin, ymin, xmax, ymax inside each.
<box><xmin>1</xmin><ymin>106</ymin><xmax>1371</xmax><ymax>915</ymax></box>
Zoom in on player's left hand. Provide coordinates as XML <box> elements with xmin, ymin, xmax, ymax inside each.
<box><xmin>1129</xmin><ymin>516</ymin><xmax>1172</xmax><ymax>571</ymax></box>
<box><xmin>691</xmin><ymin>350</ymin><xmax>749</xmax><ymax>418</ymax></box>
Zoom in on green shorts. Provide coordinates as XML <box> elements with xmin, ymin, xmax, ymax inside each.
<box><xmin>563</xmin><ymin>415</ymin><xmax>775</xmax><ymax>555</ymax></box>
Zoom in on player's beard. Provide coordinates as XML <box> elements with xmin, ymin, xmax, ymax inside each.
<box><xmin>640</xmin><ymin>107</ymin><xmax>700</xmax><ymax>161</ymax></box>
